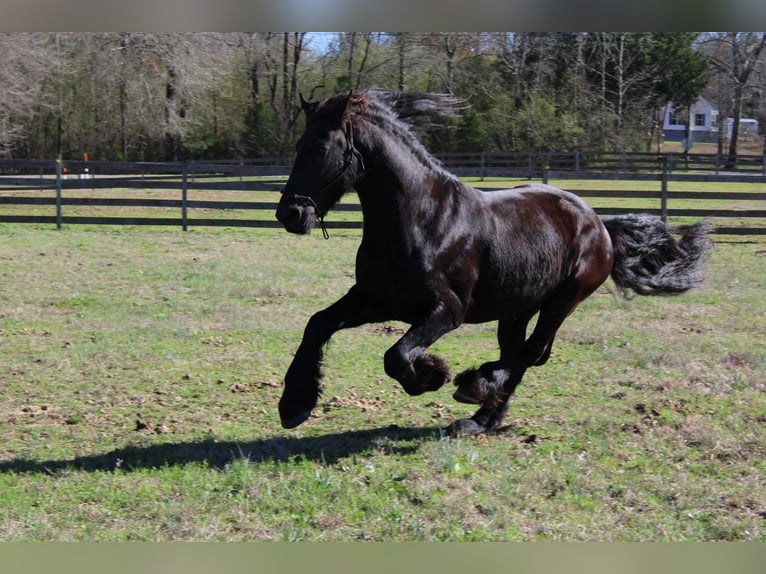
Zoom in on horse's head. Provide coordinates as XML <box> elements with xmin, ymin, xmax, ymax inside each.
<box><xmin>276</xmin><ymin>91</ymin><xmax>365</xmax><ymax>236</ymax></box>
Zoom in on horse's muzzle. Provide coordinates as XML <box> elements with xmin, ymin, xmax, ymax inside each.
<box><xmin>276</xmin><ymin>195</ymin><xmax>316</xmax><ymax>235</ymax></box>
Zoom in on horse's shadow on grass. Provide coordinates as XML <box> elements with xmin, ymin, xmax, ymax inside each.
<box><xmin>0</xmin><ymin>424</ymin><xmax>443</xmax><ymax>475</ymax></box>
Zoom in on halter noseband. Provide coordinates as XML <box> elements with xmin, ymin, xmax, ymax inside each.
<box><xmin>286</xmin><ymin>120</ymin><xmax>364</xmax><ymax>240</ymax></box>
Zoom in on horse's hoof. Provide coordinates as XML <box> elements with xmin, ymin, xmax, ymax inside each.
<box><xmin>453</xmin><ymin>368</ymin><xmax>489</xmax><ymax>404</ymax></box>
<box><xmin>409</xmin><ymin>354</ymin><xmax>451</xmax><ymax>393</ymax></box>
<box><xmin>280</xmin><ymin>409</ymin><xmax>312</xmax><ymax>429</ymax></box>
<box><xmin>452</xmin><ymin>387</ymin><xmax>481</xmax><ymax>404</ymax></box>
<box><xmin>444</xmin><ymin>418</ymin><xmax>486</xmax><ymax>438</ymax></box>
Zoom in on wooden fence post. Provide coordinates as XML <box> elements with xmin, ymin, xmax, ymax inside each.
<box><xmin>182</xmin><ymin>162</ymin><xmax>188</xmax><ymax>231</ymax></box>
<box><xmin>55</xmin><ymin>157</ymin><xmax>62</xmax><ymax>230</ymax></box>
<box><xmin>661</xmin><ymin>156</ymin><xmax>668</xmax><ymax>223</ymax></box>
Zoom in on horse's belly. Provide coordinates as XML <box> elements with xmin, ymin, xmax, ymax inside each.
<box><xmin>355</xmin><ymin>274</ymin><xmax>433</xmax><ymax>324</ymax></box>
<box><xmin>463</xmin><ymin>291</ymin><xmax>543</xmax><ymax>324</ymax></box>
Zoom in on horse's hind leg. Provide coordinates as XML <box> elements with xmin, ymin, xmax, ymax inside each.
<box><xmin>447</xmin><ymin>277</ymin><xmax>599</xmax><ymax>437</ymax></box>
<box><xmin>448</xmin><ymin>314</ymin><xmax>532</xmax><ymax>436</ymax></box>
<box><xmin>447</xmin><ymin>371</ymin><xmax>525</xmax><ymax>436</ymax></box>
<box><xmin>453</xmin><ymin>310</ymin><xmax>536</xmax><ymax>405</ymax></box>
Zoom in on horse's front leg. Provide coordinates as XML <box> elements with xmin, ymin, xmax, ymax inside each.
<box><xmin>279</xmin><ymin>286</ymin><xmax>384</xmax><ymax>429</ymax></box>
<box><xmin>383</xmin><ymin>301</ymin><xmax>459</xmax><ymax>396</ymax></box>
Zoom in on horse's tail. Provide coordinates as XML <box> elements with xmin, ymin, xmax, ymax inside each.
<box><xmin>602</xmin><ymin>213</ymin><xmax>713</xmax><ymax>297</ymax></box>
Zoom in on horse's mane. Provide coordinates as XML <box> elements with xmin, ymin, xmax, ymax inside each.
<box><xmin>326</xmin><ymin>88</ymin><xmax>461</xmax><ymax>179</ymax></box>
<box><xmin>362</xmin><ymin>87</ymin><xmax>462</xmax><ymax>120</ymax></box>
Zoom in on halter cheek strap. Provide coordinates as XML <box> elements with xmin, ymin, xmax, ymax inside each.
<box><xmin>316</xmin><ymin>121</ymin><xmax>365</xmax><ymax>194</ymax></box>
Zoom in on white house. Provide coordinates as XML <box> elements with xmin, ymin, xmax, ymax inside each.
<box><xmin>663</xmin><ymin>96</ymin><xmax>719</xmax><ymax>143</ymax></box>
<box><xmin>663</xmin><ymin>96</ymin><xmax>760</xmax><ymax>144</ymax></box>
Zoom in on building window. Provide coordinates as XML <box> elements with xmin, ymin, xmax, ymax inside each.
<box><xmin>711</xmin><ymin>111</ymin><xmax>718</xmax><ymax>129</ymax></box>
<box><xmin>695</xmin><ymin>113</ymin><xmax>706</xmax><ymax>127</ymax></box>
<box><xmin>668</xmin><ymin>110</ymin><xmax>684</xmax><ymax>125</ymax></box>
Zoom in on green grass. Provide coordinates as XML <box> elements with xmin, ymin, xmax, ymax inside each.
<box><xmin>0</xmin><ymin>214</ymin><xmax>764</xmax><ymax>540</ymax></box>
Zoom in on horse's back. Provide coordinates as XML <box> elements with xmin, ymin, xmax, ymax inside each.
<box><xmin>474</xmin><ymin>183</ymin><xmax>604</xmax><ymax>243</ymax></box>
<box><xmin>482</xmin><ymin>183</ymin><xmax>595</xmax><ymax>215</ymax></box>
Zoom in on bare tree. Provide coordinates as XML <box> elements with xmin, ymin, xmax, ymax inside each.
<box><xmin>703</xmin><ymin>32</ymin><xmax>766</xmax><ymax>167</ymax></box>
<box><xmin>0</xmin><ymin>33</ymin><xmax>60</xmax><ymax>157</ymax></box>
<box><xmin>0</xmin><ymin>32</ymin><xmax>748</xmax><ymax>160</ymax></box>
<box><xmin>395</xmin><ymin>33</ymin><xmax>407</xmax><ymax>91</ymax></box>
<box><xmin>333</xmin><ymin>32</ymin><xmax>376</xmax><ymax>90</ymax></box>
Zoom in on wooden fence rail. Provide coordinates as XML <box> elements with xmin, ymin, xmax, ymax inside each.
<box><xmin>439</xmin><ymin>150</ymin><xmax>766</xmax><ymax>177</ymax></box>
<box><xmin>1</xmin><ymin>157</ymin><xmax>764</xmax><ymax>235</ymax></box>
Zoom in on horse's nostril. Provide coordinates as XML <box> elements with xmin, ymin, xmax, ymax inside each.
<box><xmin>277</xmin><ymin>203</ymin><xmax>301</xmax><ymax>225</ymax></box>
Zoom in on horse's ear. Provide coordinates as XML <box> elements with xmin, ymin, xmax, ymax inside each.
<box><xmin>299</xmin><ymin>93</ymin><xmax>318</xmax><ymax>116</ymax></box>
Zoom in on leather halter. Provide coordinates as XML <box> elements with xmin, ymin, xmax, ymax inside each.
<box><xmin>284</xmin><ymin>120</ymin><xmax>365</xmax><ymax>240</ymax></box>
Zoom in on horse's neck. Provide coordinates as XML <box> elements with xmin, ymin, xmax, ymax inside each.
<box><xmin>354</xmin><ymin>126</ymin><xmax>473</xmax><ymax>235</ymax></box>
<box><xmin>359</xmin><ymin>133</ymin><xmax>455</xmax><ymax>199</ymax></box>
<box><xmin>355</xmin><ymin>156</ymin><xmax>472</xmax><ymax>249</ymax></box>
<box><xmin>357</xmin><ymin>161</ymin><xmax>445</xmax><ymax>212</ymax></box>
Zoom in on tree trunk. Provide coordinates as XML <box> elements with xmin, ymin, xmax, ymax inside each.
<box><xmin>444</xmin><ymin>34</ymin><xmax>456</xmax><ymax>94</ymax></box>
<box><xmin>165</xmin><ymin>66</ymin><xmax>176</xmax><ymax>160</ymax></box>
<box><xmin>397</xmin><ymin>33</ymin><xmax>406</xmax><ymax>92</ymax></box>
<box><xmin>118</xmin><ymin>33</ymin><xmax>128</xmax><ymax>160</ymax></box>
<box><xmin>347</xmin><ymin>32</ymin><xmax>356</xmax><ymax>87</ymax></box>
<box><xmin>726</xmin><ymin>83</ymin><xmax>744</xmax><ymax>168</ymax></box>
<box><xmin>250</xmin><ymin>60</ymin><xmax>259</xmax><ymax>103</ymax></box>
<box><xmin>282</xmin><ymin>33</ymin><xmax>289</xmax><ymax>114</ymax></box>
<box><xmin>354</xmin><ymin>34</ymin><xmax>372</xmax><ymax>90</ymax></box>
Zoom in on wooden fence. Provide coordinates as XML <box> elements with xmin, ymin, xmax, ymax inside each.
<box><xmin>438</xmin><ymin>150</ymin><xmax>766</xmax><ymax>177</ymax></box>
<box><xmin>1</xmin><ymin>153</ymin><xmax>765</xmax><ymax>236</ymax></box>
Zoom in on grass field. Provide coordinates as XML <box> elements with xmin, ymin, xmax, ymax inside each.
<box><xmin>0</xmin><ymin>209</ymin><xmax>764</xmax><ymax>540</ymax></box>
<box><xmin>660</xmin><ymin>139</ymin><xmax>764</xmax><ymax>156</ymax></box>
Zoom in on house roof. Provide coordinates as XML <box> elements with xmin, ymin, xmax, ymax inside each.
<box><xmin>668</xmin><ymin>95</ymin><xmax>717</xmax><ymax>111</ymax></box>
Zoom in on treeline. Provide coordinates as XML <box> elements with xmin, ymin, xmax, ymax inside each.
<box><xmin>0</xmin><ymin>32</ymin><xmax>764</xmax><ymax>162</ymax></box>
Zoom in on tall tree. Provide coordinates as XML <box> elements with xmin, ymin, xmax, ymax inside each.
<box><xmin>703</xmin><ymin>32</ymin><xmax>766</xmax><ymax>166</ymax></box>
<box><xmin>649</xmin><ymin>33</ymin><xmax>709</xmax><ymax>153</ymax></box>
<box><xmin>0</xmin><ymin>32</ymin><xmax>756</xmax><ymax>161</ymax></box>
<box><xmin>0</xmin><ymin>33</ymin><xmax>61</xmax><ymax>158</ymax></box>
<box><xmin>582</xmin><ymin>33</ymin><xmax>658</xmax><ymax>150</ymax></box>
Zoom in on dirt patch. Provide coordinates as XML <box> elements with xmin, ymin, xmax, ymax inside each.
<box><xmin>322</xmin><ymin>392</ymin><xmax>385</xmax><ymax>414</ymax></box>
<box><xmin>227</xmin><ymin>379</ymin><xmax>281</xmax><ymax>393</ymax></box>
<box><xmin>4</xmin><ymin>403</ymin><xmax>66</xmax><ymax>425</ymax></box>
<box><xmin>370</xmin><ymin>324</ymin><xmax>407</xmax><ymax>336</ymax></box>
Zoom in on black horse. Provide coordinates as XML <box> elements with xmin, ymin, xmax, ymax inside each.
<box><xmin>275</xmin><ymin>88</ymin><xmax>711</xmax><ymax>436</ymax></box>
